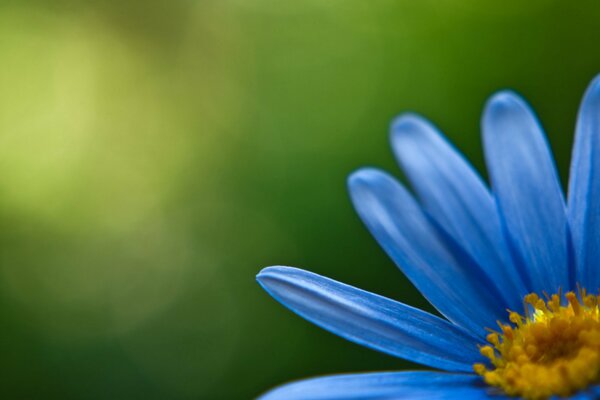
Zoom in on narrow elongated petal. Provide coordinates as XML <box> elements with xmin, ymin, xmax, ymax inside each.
<box><xmin>348</xmin><ymin>168</ymin><xmax>506</xmax><ymax>335</ymax></box>
<box><xmin>259</xmin><ymin>371</ymin><xmax>494</xmax><ymax>400</ymax></box>
<box><xmin>482</xmin><ymin>91</ymin><xmax>568</xmax><ymax>294</ymax></box>
<box><xmin>257</xmin><ymin>266</ymin><xmax>484</xmax><ymax>372</ymax></box>
<box><xmin>391</xmin><ymin>114</ymin><xmax>527</xmax><ymax>307</ymax></box>
<box><xmin>568</xmin><ymin>75</ymin><xmax>600</xmax><ymax>290</ymax></box>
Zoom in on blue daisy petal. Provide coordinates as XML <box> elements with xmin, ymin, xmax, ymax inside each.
<box><xmin>259</xmin><ymin>371</ymin><xmax>496</xmax><ymax>400</ymax></box>
<box><xmin>257</xmin><ymin>266</ymin><xmax>484</xmax><ymax>372</ymax></box>
<box><xmin>348</xmin><ymin>168</ymin><xmax>506</xmax><ymax>335</ymax></box>
<box><xmin>568</xmin><ymin>385</ymin><xmax>600</xmax><ymax>399</ymax></box>
<box><xmin>390</xmin><ymin>114</ymin><xmax>527</xmax><ymax>308</ymax></box>
<box><xmin>482</xmin><ymin>91</ymin><xmax>569</xmax><ymax>294</ymax></box>
<box><xmin>258</xmin><ymin>76</ymin><xmax>600</xmax><ymax>400</ymax></box>
<box><xmin>568</xmin><ymin>75</ymin><xmax>600</xmax><ymax>291</ymax></box>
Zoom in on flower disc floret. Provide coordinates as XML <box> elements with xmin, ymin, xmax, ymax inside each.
<box><xmin>474</xmin><ymin>291</ymin><xmax>600</xmax><ymax>399</ymax></box>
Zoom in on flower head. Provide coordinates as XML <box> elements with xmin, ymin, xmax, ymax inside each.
<box><xmin>257</xmin><ymin>75</ymin><xmax>600</xmax><ymax>399</ymax></box>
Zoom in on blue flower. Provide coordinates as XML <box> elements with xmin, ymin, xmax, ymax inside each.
<box><xmin>257</xmin><ymin>75</ymin><xmax>600</xmax><ymax>400</ymax></box>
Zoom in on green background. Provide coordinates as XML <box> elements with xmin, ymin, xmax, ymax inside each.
<box><xmin>1</xmin><ymin>1</ymin><xmax>600</xmax><ymax>398</ymax></box>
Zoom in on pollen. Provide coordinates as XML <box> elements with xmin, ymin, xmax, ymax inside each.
<box><xmin>473</xmin><ymin>290</ymin><xmax>600</xmax><ymax>400</ymax></box>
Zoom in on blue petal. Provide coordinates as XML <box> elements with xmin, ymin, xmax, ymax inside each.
<box><xmin>568</xmin><ymin>75</ymin><xmax>600</xmax><ymax>290</ymax></box>
<box><xmin>482</xmin><ymin>91</ymin><xmax>569</xmax><ymax>294</ymax></box>
<box><xmin>348</xmin><ymin>168</ymin><xmax>506</xmax><ymax>335</ymax></box>
<box><xmin>391</xmin><ymin>114</ymin><xmax>527</xmax><ymax>308</ymax></box>
<box><xmin>569</xmin><ymin>385</ymin><xmax>600</xmax><ymax>399</ymax></box>
<box><xmin>257</xmin><ymin>266</ymin><xmax>484</xmax><ymax>372</ymax></box>
<box><xmin>259</xmin><ymin>371</ymin><xmax>496</xmax><ymax>400</ymax></box>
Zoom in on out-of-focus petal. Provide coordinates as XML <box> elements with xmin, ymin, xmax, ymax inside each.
<box><xmin>259</xmin><ymin>371</ymin><xmax>496</xmax><ymax>400</ymax></box>
<box><xmin>568</xmin><ymin>385</ymin><xmax>600</xmax><ymax>399</ymax></box>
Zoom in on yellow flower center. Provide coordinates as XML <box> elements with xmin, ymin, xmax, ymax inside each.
<box><xmin>474</xmin><ymin>290</ymin><xmax>600</xmax><ymax>399</ymax></box>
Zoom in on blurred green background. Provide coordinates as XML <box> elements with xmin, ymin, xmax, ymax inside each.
<box><xmin>1</xmin><ymin>1</ymin><xmax>600</xmax><ymax>398</ymax></box>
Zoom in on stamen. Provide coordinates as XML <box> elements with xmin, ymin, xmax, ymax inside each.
<box><xmin>474</xmin><ymin>290</ymin><xmax>600</xmax><ymax>399</ymax></box>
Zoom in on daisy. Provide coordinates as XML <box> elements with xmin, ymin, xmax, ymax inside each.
<box><xmin>257</xmin><ymin>75</ymin><xmax>600</xmax><ymax>399</ymax></box>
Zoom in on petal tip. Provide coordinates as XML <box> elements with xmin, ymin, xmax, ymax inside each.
<box><xmin>256</xmin><ymin>266</ymin><xmax>290</xmax><ymax>286</ymax></box>
<box><xmin>347</xmin><ymin>167</ymin><xmax>386</xmax><ymax>190</ymax></box>
<box><xmin>582</xmin><ymin>74</ymin><xmax>600</xmax><ymax>107</ymax></box>
<box><xmin>256</xmin><ymin>266</ymin><xmax>273</xmax><ymax>281</ymax></box>
<box><xmin>483</xmin><ymin>90</ymin><xmax>533</xmax><ymax>134</ymax></box>
<box><xmin>389</xmin><ymin>113</ymin><xmax>437</xmax><ymax>148</ymax></box>
<box><xmin>390</xmin><ymin>113</ymin><xmax>428</xmax><ymax>135</ymax></box>
<box><xmin>589</xmin><ymin>72</ymin><xmax>600</xmax><ymax>89</ymax></box>
<box><xmin>485</xmin><ymin>90</ymin><xmax>524</xmax><ymax>117</ymax></box>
